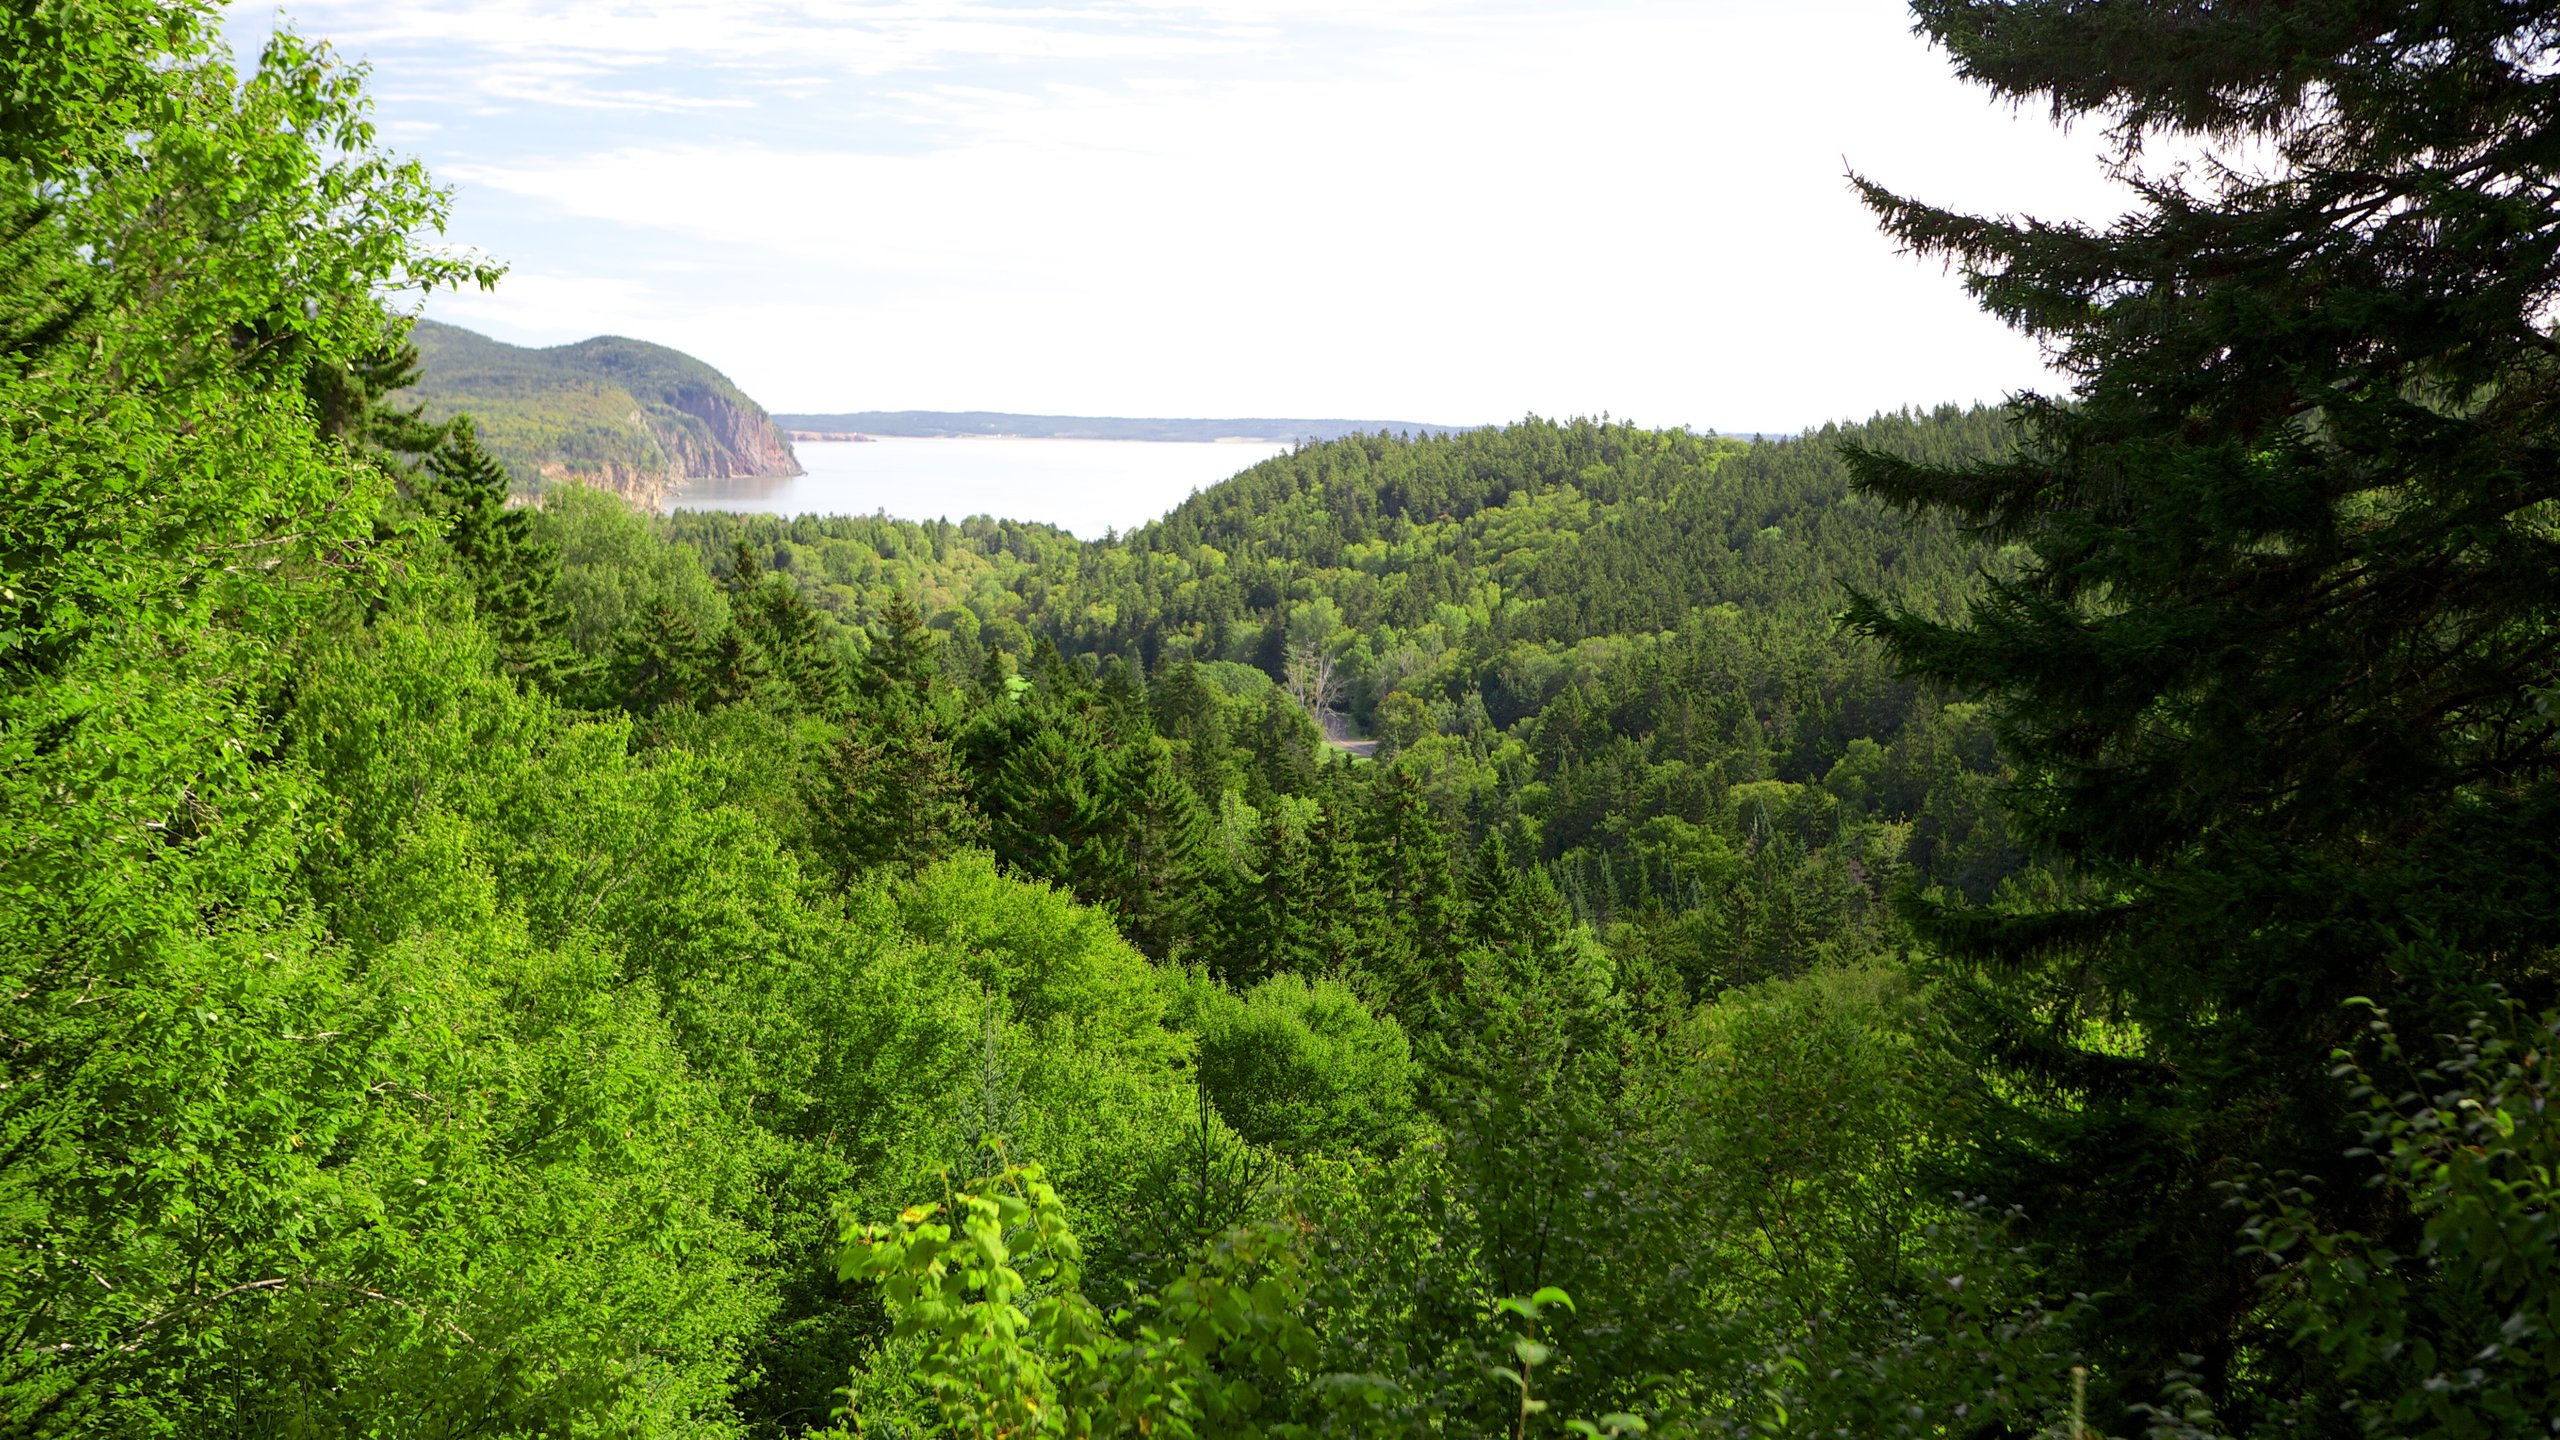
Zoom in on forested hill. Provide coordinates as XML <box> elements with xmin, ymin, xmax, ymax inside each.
<box><xmin>1089</xmin><ymin>407</ymin><xmax>1998</xmax><ymax>650</ymax></box>
<box><xmin>22</xmin><ymin>3</ymin><xmax>2554</xmax><ymax>1434</ymax></box>
<box><xmin>656</xmin><ymin>406</ymin><xmax>2026</xmax><ymax>970</ymax></box>
<box><xmin>659</xmin><ymin>408</ymin><xmax>1997</xmax><ymax>675</ymax></box>
<box><xmin>403</xmin><ymin>319</ymin><xmax>802</xmax><ymax>507</ymax></box>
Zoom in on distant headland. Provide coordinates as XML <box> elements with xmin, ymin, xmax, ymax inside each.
<box><xmin>402</xmin><ymin>320</ymin><xmax>801</xmax><ymax>508</ymax></box>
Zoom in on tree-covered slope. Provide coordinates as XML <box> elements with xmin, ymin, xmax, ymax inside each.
<box><xmin>654</xmin><ymin>408</ymin><xmax>2021</xmax><ymax>989</ymax></box>
<box><xmin>1071</xmin><ymin>408</ymin><xmax>1997</xmax><ymax>657</ymax></box>
<box><xmin>11</xmin><ymin>3</ymin><xmax>2554</xmax><ymax>1437</ymax></box>
<box><xmin>403</xmin><ymin>319</ymin><xmax>801</xmax><ymax>506</ymax></box>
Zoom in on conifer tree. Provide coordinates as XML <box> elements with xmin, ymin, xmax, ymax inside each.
<box><xmin>1096</xmin><ymin>655</ymin><xmax>1150</xmax><ymax>742</ymax></box>
<box><xmin>975</xmin><ymin>641</ymin><xmax>1015</xmax><ymax>702</ymax></box>
<box><xmin>305</xmin><ymin>329</ymin><xmax>447</xmax><ymax>465</ymax></box>
<box><xmin>701</xmin><ymin>624</ymin><xmax>773</xmax><ymax>711</ymax></box>
<box><xmin>1247</xmin><ymin>688</ymin><xmax>1322</xmax><ymax>802</ymax></box>
<box><xmin>1098</xmin><ymin>737</ymin><xmax>1224</xmax><ymax>958</ymax></box>
<box><xmin>417</xmin><ymin>418</ymin><xmax>578</xmax><ymax>692</ymax></box>
<box><xmin>1150</xmin><ymin>657</ymin><xmax>1242</xmax><ymax>803</ymax></box>
<box><xmin>1300</xmin><ymin>793</ymin><xmax>1380</xmax><ymax>977</ymax></box>
<box><xmin>1213</xmin><ymin>803</ymin><xmax>1326</xmax><ymax>986</ymax></box>
<box><xmin>1149</xmin><ymin>655</ymin><xmax>1216</xmax><ymax>738</ymax></box>
<box><xmin>1356</xmin><ymin>770</ymin><xmax>1467</xmax><ymax>1016</ymax></box>
<box><xmin>962</xmin><ymin>696</ymin><xmax>1117</xmax><ymax>892</ymax></box>
<box><xmin>607</xmin><ymin>598</ymin><xmax>711</xmax><ymax>716</ymax></box>
<box><xmin>812</xmin><ymin>590</ymin><xmax>981</xmax><ymax>881</ymax></box>
<box><xmin>1849</xmin><ymin>0</ymin><xmax>2560</xmax><ymax>1410</ymax></box>
<box><xmin>707</xmin><ymin>537</ymin><xmax>853</xmax><ymax>716</ymax></box>
<box><xmin>810</xmin><ymin>716</ymin><xmax>981</xmax><ymax>882</ymax></box>
<box><xmin>861</xmin><ymin>592</ymin><xmax>942</xmax><ymax>706</ymax></box>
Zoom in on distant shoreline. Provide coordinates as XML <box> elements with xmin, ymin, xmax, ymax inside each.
<box><xmin>774</xmin><ymin>410</ymin><xmax>1478</xmax><ymax>445</ymax></box>
<box><xmin>787</xmin><ymin>431</ymin><xmax>1289</xmax><ymax>446</ymax></box>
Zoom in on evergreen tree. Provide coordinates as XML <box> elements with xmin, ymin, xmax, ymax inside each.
<box><xmin>809</xmin><ymin>714</ymin><xmax>982</xmax><ymax>882</ymax></box>
<box><xmin>1098</xmin><ymin>737</ymin><xmax>1224</xmax><ymax>959</ymax></box>
<box><xmin>417</xmin><ymin>418</ymin><xmax>579</xmax><ymax>692</ymax></box>
<box><xmin>1299</xmin><ymin>793</ymin><xmax>1381</xmax><ymax>979</ymax></box>
<box><xmin>961</xmin><ymin>695</ymin><xmax>1117</xmax><ymax>893</ymax></box>
<box><xmin>1096</xmin><ymin>654</ymin><xmax>1150</xmax><ymax>742</ymax></box>
<box><xmin>861</xmin><ymin>591</ymin><xmax>941</xmax><ymax>706</ymax></box>
<box><xmin>701</xmin><ymin>624</ymin><xmax>774</xmax><ymax>711</ymax></box>
<box><xmin>1246</xmin><ymin>688</ymin><xmax>1322</xmax><ymax>803</ymax></box>
<box><xmin>1356</xmin><ymin>770</ymin><xmax>1467</xmax><ymax>1016</ymax></box>
<box><xmin>1463</xmin><ymin>831</ymin><xmax>1574</xmax><ymax>958</ymax></box>
<box><xmin>304</xmin><ymin>328</ymin><xmax>448</xmax><ymax>467</ymax></box>
<box><xmin>812</xmin><ymin>592</ymin><xmax>981</xmax><ymax>881</ymax></box>
<box><xmin>1212</xmin><ymin>802</ymin><xmax>1326</xmax><ymax>986</ymax></box>
<box><xmin>711</xmin><ymin>537</ymin><xmax>847</xmax><ymax>717</ymax></box>
<box><xmin>605</xmin><ymin>597</ymin><xmax>711</xmax><ymax>716</ymax></box>
<box><xmin>1150</xmin><ymin>656</ymin><xmax>1243</xmax><ymax>804</ymax></box>
<box><xmin>1850</xmin><ymin>0</ymin><xmax>2560</xmax><ymax>1413</ymax></box>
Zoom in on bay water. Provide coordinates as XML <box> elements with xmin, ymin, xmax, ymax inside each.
<box><xmin>668</xmin><ymin>436</ymin><xmax>1293</xmax><ymax>539</ymax></box>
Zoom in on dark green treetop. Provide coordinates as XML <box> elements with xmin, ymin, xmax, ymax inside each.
<box><xmin>417</xmin><ymin>417</ymin><xmax>580</xmax><ymax>692</ymax></box>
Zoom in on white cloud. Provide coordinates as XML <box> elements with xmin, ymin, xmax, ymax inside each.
<box><xmin>239</xmin><ymin>0</ymin><xmax>2142</xmax><ymax>427</ymax></box>
<box><xmin>425</xmin><ymin>270</ymin><xmax>672</xmax><ymax>340</ymax></box>
<box><xmin>268</xmin><ymin>0</ymin><xmax>1295</xmax><ymax>86</ymax></box>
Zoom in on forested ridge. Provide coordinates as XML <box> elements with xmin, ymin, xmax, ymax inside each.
<box><xmin>4</xmin><ymin>4</ymin><xmax>2554</xmax><ymax>1439</ymax></box>
<box><xmin>651</xmin><ymin>406</ymin><xmax>2023</xmax><ymax>983</ymax></box>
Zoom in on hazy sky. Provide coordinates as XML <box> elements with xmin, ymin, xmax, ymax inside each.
<box><xmin>227</xmin><ymin>1</ymin><xmax>2134</xmax><ymax>430</ymax></box>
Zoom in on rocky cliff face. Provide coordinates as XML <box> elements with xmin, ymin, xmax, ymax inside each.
<box><xmin>646</xmin><ymin>386</ymin><xmax>802</xmax><ymax>479</ymax></box>
<box><xmin>402</xmin><ymin>321</ymin><xmax>802</xmax><ymax>507</ymax></box>
<box><xmin>536</xmin><ymin>458</ymin><xmax>671</xmax><ymax>512</ymax></box>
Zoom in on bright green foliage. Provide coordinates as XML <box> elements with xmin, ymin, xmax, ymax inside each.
<box><xmin>861</xmin><ymin>855</ymin><xmax>1202</xmax><ymax>1244</ymax></box>
<box><xmin>18</xmin><ymin>3</ymin><xmax>2537</xmax><ymax>1436</ymax></box>
<box><xmin>1491</xmin><ymin>1289</ymin><xmax>1599</xmax><ymax>1440</ymax></box>
<box><xmin>1177</xmin><ymin>972</ymin><xmax>1418</xmax><ymax>1156</ymax></box>
<box><xmin>0</xmin><ymin>12</ymin><xmax>1238</xmax><ymax>1429</ymax></box>
<box><xmin>837</xmin><ymin>1163</ymin><xmax>1327</xmax><ymax>1439</ymax></box>
<box><xmin>1659</xmin><ymin>968</ymin><xmax>1950</xmax><ymax>1358</ymax></box>
<box><xmin>654</xmin><ymin>411</ymin><xmax>2020</xmax><ymax>982</ymax></box>
<box><xmin>630</xmin><ymin>420</ymin><xmax>2067</xmax><ymax>1433</ymax></box>
<box><xmin>542</xmin><ymin>479</ymin><xmax>732</xmax><ymax>665</ymax></box>
<box><xmin>1421</xmin><ymin>926</ymin><xmax>1676</xmax><ymax>1413</ymax></box>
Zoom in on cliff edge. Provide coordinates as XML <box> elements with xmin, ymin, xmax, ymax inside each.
<box><xmin>401</xmin><ymin>320</ymin><xmax>801</xmax><ymax>509</ymax></box>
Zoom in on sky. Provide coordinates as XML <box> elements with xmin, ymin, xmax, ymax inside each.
<box><xmin>225</xmin><ymin>0</ymin><xmax>2137</xmax><ymax>431</ymax></box>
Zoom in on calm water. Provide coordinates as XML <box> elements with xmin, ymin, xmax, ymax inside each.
<box><xmin>668</xmin><ymin>437</ymin><xmax>1292</xmax><ymax>538</ymax></box>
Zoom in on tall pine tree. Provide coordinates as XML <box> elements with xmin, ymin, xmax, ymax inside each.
<box><xmin>1355</xmin><ymin>769</ymin><xmax>1467</xmax><ymax>1018</ymax></box>
<box><xmin>722</xmin><ymin>540</ymin><xmax>848</xmax><ymax>717</ymax></box>
<box><xmin>811</xmin><ymin>592</ymin><xmax>981</xmax><ymax>881</ymax></box>
<box><xmin>416</xmin><ymin>418</ymin><xmax>578</xmax><ymax>692</ymax></box>
<box><xmin>1848</xmin><ymin>1</ymin><xmax>2560</xmax><ymax>1415</ymax></box>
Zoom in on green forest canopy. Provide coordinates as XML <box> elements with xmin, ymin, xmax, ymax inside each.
<box><xmin>1</xmin><ymin>3</ymin><xmax>2552</xmax><ymax>1438</ymax></box>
